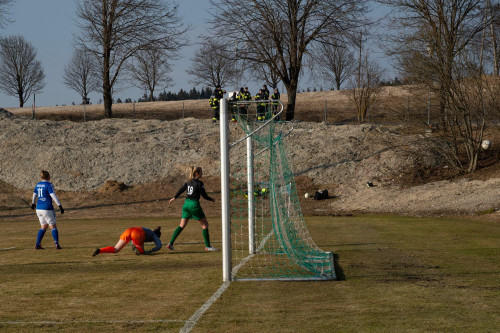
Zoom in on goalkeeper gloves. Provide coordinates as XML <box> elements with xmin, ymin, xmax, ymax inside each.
<box><xmin>59</xmin><ymin>205</ymin><xmax>64</xmax><ymax>214</ymax></box>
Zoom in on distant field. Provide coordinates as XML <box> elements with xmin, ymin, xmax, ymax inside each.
<box><xmin>4</xmin><ymin>86</ymin><xmax>448</xmax><ymax>125</ymax></box>
<box><xmin>0</xmin><ymin>215</ymin><xmax>498</xmax><ymax>332</ymax></box>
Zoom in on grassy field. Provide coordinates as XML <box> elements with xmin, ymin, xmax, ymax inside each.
<box><xmin>0</xmin><ymin>215</ymin><xmax>498</xmax><ymax>332</ymax></box>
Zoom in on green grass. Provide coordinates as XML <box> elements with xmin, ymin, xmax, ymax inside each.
<box><xmin>0</xmin><ymin>215</ymin><xmax>498</xmax><ymax>332</ymax></box>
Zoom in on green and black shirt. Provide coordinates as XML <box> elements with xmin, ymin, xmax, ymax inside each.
<box><xmin>174</xmin><ymin>179</ymin><xmax>214</xmax><ymax>202</ymax></box>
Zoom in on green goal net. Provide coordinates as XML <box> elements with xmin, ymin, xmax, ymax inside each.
<box><xmin>220</xmin><ymin>99</ymin><xmax>335</xmax><ymax>281</ymax></box>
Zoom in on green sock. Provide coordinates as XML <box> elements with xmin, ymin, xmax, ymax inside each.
<box><xmin>202</xmin><ymin>229</ymin><xmax>210</xmax><ymax>247</ymax></box>
<box><xmin>169</xmin><ymin>226</ymin><xmax>184</xmax><ymax>245</ymax></box>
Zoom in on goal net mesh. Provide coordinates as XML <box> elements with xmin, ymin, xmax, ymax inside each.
<box><xmin>226</xmin><ymin>100</ymin><xmax>335</xmax><ymax>281</ymax></box>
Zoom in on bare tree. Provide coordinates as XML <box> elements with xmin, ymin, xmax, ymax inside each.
<box><xmin>0</xmin><ymin>0</ymin><xmax>14</xmax><ymax>30</ymax></box>
<box><xmin>127</xmin><ymin>48</ymin><xmax>173</xmax><ymax>101</ymax></box>
<box><xmin>343</xmin><ymin>53</ymin><xmax>384</xmax><ymax>123</ymax></box>
<box><xmin>312</xmin><ymin>39</ymin><xmax>356</xmax><ymax>90</ymax></box>
<box><xmin>63</xmin><ymin>48</ymin><xmax>100</xmax><ymax>104</ymax></box>
<box><xmin>209</xmin><ymin>0</ymin><xmax>368</xmax><ymax>121</ymax></box>
<box><xmin>487</xmin><ymin>0</ymin><xmax>500</xmax><ymax>75</ymax></box>
<box><xmin>387</xmin><ymin>0</ymin><xmax>497</xmax><ymax>173</ymax></box>
<box><xmin>0</xmin><ymin>35</ymin><xmax>45</xmax><ymax>107</ymax></box>
<box><xmin>387</xmin><ymin>0</ymin><xmax>485</xmax><ymax>125</ymax></box>
<box><xmin>247</xmin><ymin>61</ymin><xmax>281</xmax><ymax>91</ymax></box>
<box><xmin>187</xmin><ymin>39</ymin><xmax>238</xmax><ymax>89</ymax></box>
<box><xmin>430</xmin><ymin>50</ymin><xmax>499</xmax><ymax>173</ymax></box>
<box><xmin>75</xmin><ymin>0</ymin><xmax>187</xmax><ymax>118</ymax></box>
<box><xmin>245</xmin><ymin>38</ymin><xmax>281</xmax><ymax>89</ymax></box>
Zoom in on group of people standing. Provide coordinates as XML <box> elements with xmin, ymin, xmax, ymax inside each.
<box><xmin>31</xmin><ymin>167</ymin><xmax>218</xmax><ymax>256</ymax></box>
<box><xmin>209</xmin><ymin>84</ymin><xmax>281</xmax><ymax>123</ymax></box>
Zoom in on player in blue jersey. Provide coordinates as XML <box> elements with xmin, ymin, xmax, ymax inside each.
<box><xmin>31</xmin><ymin>170</ymin><xmax>64</xmax><ymax>249</ymax></box>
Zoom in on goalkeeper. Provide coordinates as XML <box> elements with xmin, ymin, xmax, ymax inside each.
<box><xmin>92</xmin><ymin>226</ymin><xmax>162</xmax><ymax>256</ymax></box>
<box><xmin>166</xmin><ymin>166</ymin><xmax>218</xmax><ymax>251</ymax></box>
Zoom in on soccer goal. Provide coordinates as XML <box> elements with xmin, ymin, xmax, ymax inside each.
<box><xmin>220</xmin><ymin>98</ymin><xmax>336</xmax><ymax>281</ymax></box>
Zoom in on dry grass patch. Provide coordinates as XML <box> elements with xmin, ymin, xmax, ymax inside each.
<box><xmin>1</xmin><ymin>215</ymin><xmax>498</xmax><ymax>332</ymax></box>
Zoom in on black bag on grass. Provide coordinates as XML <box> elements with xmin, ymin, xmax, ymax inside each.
<box><xmin>314</xmin><ymin>189</ymin><xmax>329</xmax><ymax>200</ymax></box>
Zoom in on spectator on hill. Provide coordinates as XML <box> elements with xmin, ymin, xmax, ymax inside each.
<box><xmin>210</xmin><ymin>84</ymin><xmax>226</xmax><ymax>123</ymax></box>
<box><xmin>262</xmin><ymin>84</ymin><xmax>270</xmax><ymax>100</ymax></box>
<box><xmin>209</xmin><ymin>95</ymin><xmax>220</xmax><ymax>123</ymax></box>
<box><xmin>255</xmin><ymin>89</ymin><xmax>266</xmax><ymax>121</ymax></box>
<box><xmin>271</xmin><ymin>87</ymin><xmax>281</xmax><ymax>120</ymax></box>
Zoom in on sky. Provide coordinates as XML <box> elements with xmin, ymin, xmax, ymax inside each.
<box><xmin>0</xmin><ymin>0</ymin><xmax>215</xmax><ymax>107</ymax></box>
<box><xmin>0</xmin><ymin>0</ymin><xmax>391</xmax><ymax>108</ymax></box>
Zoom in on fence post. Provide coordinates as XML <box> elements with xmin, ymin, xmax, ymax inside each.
<box><xmin>323</xmin><ymin>100</ymin><xmax>327</xmax><ymax>123</ymax></box>
<box><xmin>32</xmin><ymin>94</ymin><xmax>35</xmax><ymax>120</ymax></box>
<box><xmin>406</xmin><ymin>96</ymin><xmax>410</xmax><ymax>125</ymax></box>
<box><xmin>427</xmin><ymin>91</ymin><xmax>431</xmax><ymax>126</ymax></box>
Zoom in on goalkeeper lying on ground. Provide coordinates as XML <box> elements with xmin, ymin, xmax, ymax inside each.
<box><xmin>92</xmin><ymin>226</ymin><xmax>162</xmax><ymax>256</ymax></box>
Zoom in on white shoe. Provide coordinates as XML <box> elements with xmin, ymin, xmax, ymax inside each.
<box><xmin>205</xmin><ymin>247</ymin><xmax>218</xmax><ymax>251</ymax></box>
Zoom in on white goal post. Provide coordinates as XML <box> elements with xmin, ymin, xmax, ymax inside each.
<box><xmin>219</xmin><ymin>98</ymin><xmax>335</xmax><ymax>282</ymax></box>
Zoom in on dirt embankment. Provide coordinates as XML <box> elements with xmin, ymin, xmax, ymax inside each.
<box><xmin>0</xmin><ymin>109</ymin><xmax>499</xmax><ymax>219</ymax></box>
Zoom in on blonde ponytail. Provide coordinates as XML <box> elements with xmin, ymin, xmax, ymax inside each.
<box><xmin>188</xmin><ymin>166</ymin><xmax>202</xmax><ymax>180</ymax></box>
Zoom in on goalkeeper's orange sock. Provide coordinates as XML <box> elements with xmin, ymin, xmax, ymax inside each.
<box><xmin>99</xmin><ymin>246</ymin><xmax>116</xmax><ymax>253</ymax></box>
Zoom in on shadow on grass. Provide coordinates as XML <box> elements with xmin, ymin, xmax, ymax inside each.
<box><xmin>333</xmin><ymin>252</ymin><xmax>346</xmax><ymax>281</ymax></box>
<box><xmin>0</xmin><ymin>197</ymin><xmax>172</xmax><ymax>219</ymax></box>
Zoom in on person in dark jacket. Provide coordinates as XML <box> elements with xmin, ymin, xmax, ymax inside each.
<box><xmin>210</xmin><ymin>85</ymin><xmax>226</xmax><ymax>122</ymax></box>
<box><xmin>271</xmin><ymin>87</ymin><xmax>281</xmax><ymax>120</ymax></box>
<box><xmin>237</xmin><ymin>86</ymin><xmax>252</xmax><ymax>119</ymax></box>
<box><xmin>255</xmin><ymin>89</ymin><xmax>266</xmax><ymax>121</ymax></box>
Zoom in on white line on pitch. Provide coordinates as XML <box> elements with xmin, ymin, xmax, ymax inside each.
<box><xmin>179</xmin><ymin>281</ymin><xmax>231</xmax><ymax>333</ymax></box>
<box><xmin>1</xmin><ymin>319</ymin><xmax>185</xmax><ymax>325</ymax></box>
<box><xmin>0</xmin><ymin>247</ymin><xmax>16</xmax><ymax>251</ymax></box>
<box><xmin>180</xmin><ymin>230</ymin><xmax>274</xmax><ymax>333</ymax></box>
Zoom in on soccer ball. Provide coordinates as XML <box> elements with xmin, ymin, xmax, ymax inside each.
<box><xmin>481</xmin><ymin>139</ymin><xmax>491</xmax><ymax>150</ymax></box>
<box><xmin>305</xmin><ymin>193</ymin><xmax>310</xmax><ymax>198</ymax></box>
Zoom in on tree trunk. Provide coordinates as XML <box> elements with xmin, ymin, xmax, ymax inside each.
<box><xmin>102</xmin><ymin>58</ymin><xmax>113</xmax><ymax>117</ymax></box>
<box><xmin>285</xmin><ymin>83</ymin><xmax>297</xmax><ymax>121</ymax></box>
<box><xmin>18</xmin><ymin>86</ymin><xmax>24</xmax><ymax>107</ymax></box>
<box><xmin>439</xmin><ymin>86</ymin><xmax>447</xmax><ymax>127</ymax></box>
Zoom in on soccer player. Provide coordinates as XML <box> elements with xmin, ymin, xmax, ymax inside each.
<box><xmin>92</xmin><ymin>226</ymin><xmax>162</xmax><ymax>256</ymax></box>
<box><xmin>166</xmin><ymin>166</ymin><xmax>218</xmax><ymax>251</ymax></box>
<box><xmin>31</xmin><ymin>170</ymin><xmax>64</xmax><ymax>250</ymax></box>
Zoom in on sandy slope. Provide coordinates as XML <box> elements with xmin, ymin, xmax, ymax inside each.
<box><xmin>1</xmin><ymin>109</ymin><xmax>499</xmax><ymax>218</ymax></box>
